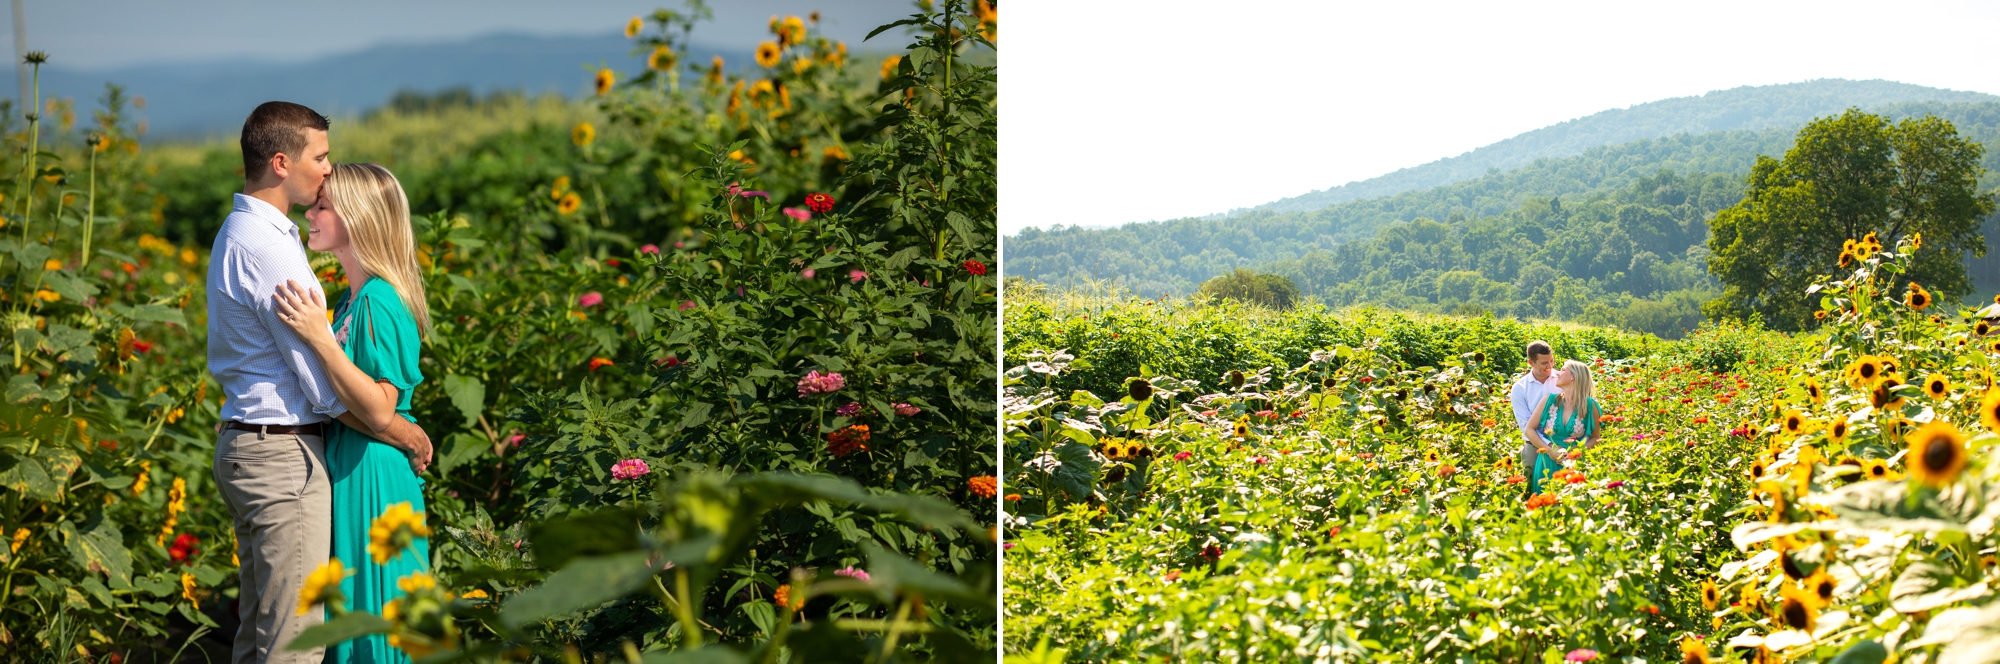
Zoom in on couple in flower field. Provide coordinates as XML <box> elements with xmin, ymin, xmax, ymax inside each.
<box><xmin>1508</xmin><ymin>340</ymin><xmax>1603</xmax><ymax>497</ymax></box>
<box><xmin>208</xmin><ymin>101</ymin><xmax>435</xmax><ymax>663</ymax></box>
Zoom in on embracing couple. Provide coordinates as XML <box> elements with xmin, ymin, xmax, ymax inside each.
<box><xmin>208</xmin><ymin>101</ymin><xmax>436</xmax><ymax>663</ymax></box>
<box><xmin>1509</xmin><ymin>340</ymin><xmax>1602</xmax><ymax>497</ymax></box>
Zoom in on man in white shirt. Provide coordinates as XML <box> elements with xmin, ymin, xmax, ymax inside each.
<box><xmin>207</xmin><ymin>101</ymin><xmax>432</xmax><ymax>664</ymax></box>
<box><xmin>1509</xmin><ymin>340</ymin><xmax>1560</xmax><ymax>483</ymax></box>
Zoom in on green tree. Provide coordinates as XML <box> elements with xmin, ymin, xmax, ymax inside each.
<box><xmin>1705</xmin><ymin>108</ymin><xmax>1993</xmax><ymax>329</ymax></box>
<box><xmin>1197</xmin><ymin>268</ymin><xmax>1299</xmax><ymax>309</ymax></box>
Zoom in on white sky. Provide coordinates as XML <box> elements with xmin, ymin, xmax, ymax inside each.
<box><xmin>1000</xmin><ymin>0</ymin><xmax>2000</xmax><ymax>235</ymax></box>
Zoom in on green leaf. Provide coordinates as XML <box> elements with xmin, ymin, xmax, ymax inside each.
<box><xmin>677</xmin><ymin>402</ymin><xmax>714</xmax><ymax>430</ymax></box>
<box><xmin>1890</xmin><ymin>558</ymin><xmax>1987</xmax><ymax>614</ymax></box>
<box><xmin>441</xmin><ymin>374</ymin><xmax>486</xmax><ymax>428</ymax></box>
<box><xmin>861</xmin><ymin>542</ymin><xmax>984</xmax><ymax>606</ymax></box>
<box><xmin>527</xmin><ymin>507</ymin><xmax>644</xmax><ymax>571</ymax></box>
<box><xmin>60</xmin><ymin>512</ymin><xmax>132</xmax><ymax>584</ymax></box>
<box><xmin>284</xmin><ymin>612</ymin><xmax>392</xmax><ymax>650</ymax></box>
<box><xmin>0</xmin><ymin>444</ymin><xmax>79</xmax><ymax>500</ymax></box>
<box><xmin>639</xmin><ymin>646</ymin><xmax>750</xmax><ymax>664</ymax></box>
<box><xmin>1827</xmin><ymin>640</ymin><xmax>1887</xmax><ymax>664</ymax></box>
<box><xmin>127</xmin><ymin>303</ymin><xmax>187</xmax><ymax>325</ymax></box>
<box><xmin>625</xmin><ymin>303</ymin><xmax>655</xmax><ymax>340</ymax></box>
<box><xmin>437</xmin><ymin>432</ymin><xmax>487</xmax><ymax>475</ymax></box>
<box><xmin>945</xmin><ymin>211</ymin><xmax>985</xmax><ymax>252</ymax></box>
<box><xmin>500</xmin><ymin>551</ymin><xmax>658</xmax><ymax>629</ymax></box>
<box><xmin>42</xmin><ymin>272</ymin><xmax>98</xmax><ymax>303</ymax></box>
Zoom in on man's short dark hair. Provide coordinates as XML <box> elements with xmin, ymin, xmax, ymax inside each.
<box><xmin>240</xmin><ymin>101</ymin><xmax>330</xmax><ymax>183</ymax></box>
<box><xmin>1526</xmin><ymin>340</ymin><xmax>1553</xmax><ymax>363</ymax></box>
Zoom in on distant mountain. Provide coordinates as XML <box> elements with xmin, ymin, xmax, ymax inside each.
<box><xmin>1243</xmin><ymin>80</ymin><xmax>1999</xmax><ymax>216</ymax></box>
<box><xmin>2</xmin><ymin>31</ymin><xmax>756</xmax><ymax>139</ymax></box>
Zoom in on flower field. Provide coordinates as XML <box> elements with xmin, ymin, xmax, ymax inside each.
<box><xmin>1002</xmin><ymin>236</ymin><xmax>2000</xmax><ymax>662</ymax></box>
<box><xmin>1</xmin><ymin>2</ymin><xmax>997</xmax><ymax>662</ymax></box>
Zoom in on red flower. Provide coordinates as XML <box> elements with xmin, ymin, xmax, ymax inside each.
<box><xmin>804</xmin><ymin>192</ymin><xmax>835</xmax><ymax>213</ymax></box>
<box><xmin>169</xmin><ymin>533</ymin><xmax>199</xmax><ymax>564</ymax></box>
<box><xmin>133</xmin><ymin>340</ymin><xmax>154</xmax><ymax>354</ymax></box>
<box><xmin>1359</xmin><ymin>376</ymin><xmax>1374</xmax><ymax>383</ymax></box>
<box><xmin>963</xmin><ymin>259</ymin><xmax>987</xmax><ymax>276</ymax></box>
<box><xmin>589</xmin><ymin>357</ymin><xmax>615</xmax><ymax>371</ymax></box>
<box><xmin>606</xmin><ymin>258</ymin><xmax>622</xmax><ymax>267</ymax></box>
<box><xmin>1200</xmin><ymin>544</ymin><xmax>1222</xmax><ymax>562</ymax></box>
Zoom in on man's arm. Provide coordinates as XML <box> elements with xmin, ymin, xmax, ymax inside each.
<box><xmin>242</xmin><ymin>240</ymin><xmax>349</xmax><ymax>421</ymax></box>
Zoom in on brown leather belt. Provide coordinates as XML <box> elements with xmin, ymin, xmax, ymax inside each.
<box><xmin>225</xmin><ymin>421</ymin><xmax>326</xmax><ymax>437</ymax></box>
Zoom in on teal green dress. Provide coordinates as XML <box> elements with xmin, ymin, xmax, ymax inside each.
<box><xmin>1526</xmin><ymin>394</ymin><xmax>1600</xmax><ymax>497</ymax></box>
<box><xmin>323</xmin><ymin>278</ymin><xmax>427</xmax><ymax>664</ymax></box>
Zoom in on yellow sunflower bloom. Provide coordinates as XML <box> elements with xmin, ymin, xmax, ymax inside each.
<box><xmin>1981</xmin><ymin>389</ymin><xmax>2000</xmax><ymax>435</ymax></box>
<box><xmin>10</xmin><ymin>527</ymin><xmax>27</xmax><ymax>554</ymax></box>
<box><xmin>649</xmin><ymin>45</ymin><xmax>677</xmax><ymax>71</ymax></box>
<box><xmin>1906</xmin><ymin>282</ymin><xmax>1932</xmax><ymax>310</ymax></box>
<box><xmin>1826</xmin><ymin>418</ymin><xmax>1850</xmax><ymax>446</ymax></box>
<box><xmin>880</xmin><ymin>55</ymin><xmax>902</xmax><ymax>80</ymax></box>
<box><xmin>571</xmin><ymin>122</ymin><xmax>595</xmax><ymax>147</ymax></box>
<box><xmin>1777</xmin><ymin>584</ymin><xmax>1818</xmax><ymax>632</ymax></box>
<box><xmin>594</xmin><ymin>68</ymin><xmax>615</xmax><ymax>95</ymax></box>
<box><xmin>1848</xmin><ymin>355</ymin><xmax>1886</xmax><ymax>389</ymax></box>
<box><xmin>367</xmin><ymin>503</ymin><xmax>433</xmax><ymax>565</ymax></box>
<box><xmin>1870</xmin><ymin>375</ymin><xmax>1906</xmax><ymax>410</ymax></box>
<box><xmin>1924</xmin><ymin>372</ymin><xmax>1949</xmax><ymax>400</ymax></box>
<box><xmin>1800</xmin><ymin>570</ymin><xmax>1837</xmax><ymax>608</ymax></box>
<box><xmin>397</xmin><ymin>572</ymin><xmax>437</xmax><ymax>594</ymax></box>
<box><xmin>1905</xmin><ymin>420</ymin><xmax>1968</xmax><ymax>487</ymax></box>
<box><xmin>297</xmin><ymin>558</ymin><xmax>348</xmax><ymax>614</ymax></box>
<box><xmin>1681</xmin><ymin>634</ymin><xmax>1712</xmax><ymax>664</ymax></box>
<box><xmin>1699</xmin><ymin>579</ymin><xmax>1720</xmax><ymax>611</ymax></box>
<box><xmin>756</xmin><ymin>42</ymin><xmax>782</xmax><ymax>68</ymax></box>
<box><xmin>1803</xmin><ymin>378</ymin><xmax>1824</xmax><ymax>404</ymax></box>
<box><xmin>182</xmin><ymin>572</ymin><xmax>200</xmax><ymax>608</ymax></box>
<box><xmin>557</xmin><ymin>192</ymin><xmax>582</xmax><ymax>216</ymax></box>
<box><xmin>550</xmin><ymin>175</ymin><xmax>571</xmax><ymax>200</ymax></box>
<box><xmin>624</xmin><ymin>16</ymin><xmax>643</xmax><ymax>38</ymax></box>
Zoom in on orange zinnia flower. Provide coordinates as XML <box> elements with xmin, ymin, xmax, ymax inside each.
<box><xmin>828</xmin><ymin>425</ymin><xmax>871</xmax><ymax>456</ymax></box>
<box><xmin>968</xmin><ymin>475</ymin><xmax>998</xmax><ymax>498</ymax></box>
<box><xmin>588</xmin><ymin>358</ymin><xmax>615</xmax><ymax>371</ymax></box>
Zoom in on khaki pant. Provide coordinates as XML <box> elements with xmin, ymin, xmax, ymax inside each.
<box><xmin>212</xmin><ymin>428</ymin><xmax>330</xmax><ymax>664</ymax></box>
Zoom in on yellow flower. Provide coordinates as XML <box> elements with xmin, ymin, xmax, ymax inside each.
<box><xmin>1924</xmin><ymin>372</ymin><xmax>1949</xmax><ymax>400</ymax></box>
<box><xmin>1800</xmin><ymin>570</ymin><xmax>1837</xmax><ymax>608</ymax></box>
<box><xmin>1848</xmin><ymin>355</ymin><xmax>1886</xmax><ymax>388</ymax></box>
<box><xmin>624</xmin><ymin>16</ymin><xmax>643</xmax><ymax>38</ymax></box>
<box><xmin>822</xmin><ymin>144</ymin><xmax>849</xmax><ymax>162</ymax></box>
<box><xmin>10</xmin><ymin>527</ymin><xmax>26</xmax><ymax>553</ymax></box>
<box><xmin>1803</xmin><ymin>378</ymin><xmax>1825</xmax><ymax>404</ymax></box>
<box><xmin>34</xmin><ymin>289</ymin><xmax>59</xmax><ymax>302</ymax></box>
<box><xmin>880</xmin><ymin>55</ymin><xmax>902</xmax><ymax>80</ymax></box>
<box><xmin>1781</xmin><ymin>410</ymin><xmax>1809</xmax><ymax>437</ymax></box>
<box><xmin>726</xmin><ymin>81</ymin><xmax>744</xmax><ymax>115</ymax></box>
<box><xmin>117</xmin><ymin>327</ymin><xmax>137</xmax><ymax>362</ymax></box>
<box><xmin>594</xmin><ymin>68</ymin><xmax>615</xmax><ymax>95</ymax></box>
<box><xmin>1910</xmin><ymin>232</ymin><xmax>1923</xmax><ymax>250</ymax></box>
<box><xmin>297</xmin><ymin>558</ymin><xmax>347</xmax><ymax>614</ymax></box>
<box><xmin>648</xmin><ymin>45</ymin><xmax>676</xmax><ymax>71</ymax></box>
<box><xmin>1906</xmin><ymin>282</ymin><xmax>1932</xmax><ymax>310</ymax></box>
<box><xmin>1862</xmin><ymin>458</ymin><xmax>1901</xmax><ymax>481</ymax></box>
<box><xmin>750</xmin><ymin>79</ymin><xmax>776</xmax><ymax>108</ymax></box>
<box><xmin>792</xmin><ymin>57</ymin><xmax>813</xmax><ymax>75</ymax></box>
<box><xmin>1905</xmin><ymin>419</ymin><xmax>1968</xmax><ymax>487</ymax></box>
<box><xmin>462</xmin><ymin>589</ymin><xmax>490</xmax><ymax>600</ymax></box>
<box><xmin>550</xmin><ymin>176</ymin><xmax>571</xmax><ymax>200</ymax></box>
<box><xmin>557</xmin><ymin>192</ymin><xmax>582</xmax><ymax>216</ymax></box>
<box><xmin>571</xmin><ymin>122</ymin><xmax>595</xmax><ymax>147</ymax></box>
<box><xmin>397</xmin><ymin>572</ymin><xmax>437</xmax><ymax>594</ymax></box>
<box><xmin>131</xmin><ymin>461</ymin><xmax>150</xmax><ymax>496</ymax></box>
<box><xmin>1777</xmin><ymin>584</ymin><xmax>1818</xmax><ymax>632</ymax></box>
<box><xmin>756</xmin><ymin>41</ymin><xmax>782</xmax><ymax>68</ymax></box>
<box><xmin>1681</xmin><ymin>634</ymin><xmax>1712</xmax><ymax>664</ymax></box>
<box><xmin>1826</xmin><ymin>418</ymin><xmax>1850</xmax><ymax>446</ymax></box>
<box><xmin>43</xmin><ymin>258</ymin><xmax>61</xmax><ymax>271</ymax></box>
<box><xmin>368</xmin><ymin>502</ymin><xmax>432</xmax><ymax>565</ymax></box>
<box><xmin>780</xmin><ymin>15</ymin><xmax>807</xmax><ymax>45</ymax></box>
<box><xmin>382</xmin><ymin>597</ymin><xmax>401</xmax><ymax>622</ymax></box>
<box><xmin>1981</xmin><ymin>389</ymin><xmax>2000</xmax><ymax>435</ymax></box>
<box><xmin>1870</xmin><ymin>374</ymin><xmax>1906</xmax><ymax>410</ymax></box>
<box><xmin>181</xmin><ymin>572</ymin><xmax>200</xmax><ymax>608</ymax></box>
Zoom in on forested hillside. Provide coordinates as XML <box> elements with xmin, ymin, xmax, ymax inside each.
<box><xmin>1005</xmin><ymin>99</ymin><xmax>2000</xmax><ymax>337</ymax></box>
<box><xmin>1248</xmin><ymin>79</ymin><xmax>1995</xmax><ymax>215</ymax></box>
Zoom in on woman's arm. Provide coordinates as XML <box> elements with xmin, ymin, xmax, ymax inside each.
<box><xmin>1585</xmin><ymin>399</ymin><xmax>1603</xmax><ymax>447</ymax></box>
<box><xmin>1524</xmin><ymin>402</ymin><xmax>1557</xmax><ymax>455</ymax></box>
<box><xmin>273</xmin><ymin>280</ymin><xmax>402</xmax><ymax>435</ymax></box>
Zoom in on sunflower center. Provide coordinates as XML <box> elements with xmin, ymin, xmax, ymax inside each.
<box><xmin>1816</xmin><ymin>581</ymin><xmax>1834</xmax><ymax>601</ymax></box>
<box><xmin>1781</xmin><ymin>553</ymin><xmax>1805</xmax><ymax>580</ymax></box>
<box><xmin>1782</xmin><ymin>601</ymin><xmax>1810</xmax><ymax>629</ymax></box>
<box><xmin>1921</xmin><ymin>437</ymin><xmax>1956</xmax><ymax>473</ymax></box>
<box><xmin>1861</xmin><ymin>365</ymin><xmax>1877</xmax><ymax>380</ymax></box>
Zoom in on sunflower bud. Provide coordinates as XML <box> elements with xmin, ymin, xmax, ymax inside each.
<box><xmin>1128</xmin><ymin>378</ymin><xmax>1152</xmax><ymax>402</ymax></box>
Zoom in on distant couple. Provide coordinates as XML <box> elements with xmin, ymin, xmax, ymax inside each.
<box><xmin>209</xmin><ymin>101</ymin><xmax>435</xmax><ymax>663</ymax></box>
<box><xmin>1508</xmin><ymin>340</ymin><xmax>1602</xmax><ymax>497</ymax></box>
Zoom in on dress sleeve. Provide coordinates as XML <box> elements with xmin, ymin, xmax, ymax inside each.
<box><xmin>346</xmin><ymin>285</ymin><xmax>424</xmax><ymax>393</ymax></box>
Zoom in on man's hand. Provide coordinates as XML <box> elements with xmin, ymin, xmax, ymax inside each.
<box><xmin>345</xmin><ymin>413</ymin><xmax>432</xmax><ymax>474</ymax></box>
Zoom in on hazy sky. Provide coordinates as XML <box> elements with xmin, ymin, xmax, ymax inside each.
<box><xmin>1002</xmin><ymin>0</ymin><xmax>2000</xmax><ymax>235</ymax></box>
<box><xmin>3</xmin><ymin>0</ymin><xmax>916</xmax><ymax>70</ymax></box>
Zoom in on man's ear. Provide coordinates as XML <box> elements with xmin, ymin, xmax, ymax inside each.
<box><xmin>268</xmin><ymin>151</ymin><xmax>292</xmax><ymax>182</ymax></box>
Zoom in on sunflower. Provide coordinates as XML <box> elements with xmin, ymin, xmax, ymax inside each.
<box><xmin>756</xmin><ymin>41</ymin><xmax>783</xmax><ymax>68</ymax></box>
<box><xmin>1841</xmin><ymin>238</ymin><xmax>1856</xmax><ymax>256</ymax></box>
<box><xmin>1228</xmin><ymin>370</ymin><xmax>1245</xmax><ymax>389</ymax></box>
<box><xmin>1977</xmin><ymin>320</ymin><xmax>1993</xmax><ymax>336</ymax></box>
<box><xmin>880</xmin><ymin>55</ymin><xmax>903</xmax><ymax>80</ymax></box>
<box><xmin>1233</xmin><ymin>417</ymin><xmax>1249</xmax><ymax>439</ymax></box>
<box><xmin>1982</xmin><ymin>389</ymin><xmax>2000</xmax><ymax>435</ymax></box>
<box><xmin>1738</xmin><ymin>584</ymin><xmax>1767</xmax><ymax>618</ymax></box>
<box><xmin>1496</xmin><ymin>457</ymin><xmax>1515</xmax><ymax>472</ymax></box>
<box><xmin>1782</xmin><ymin>410</ymin><xmax>1808</xmax><ymax>436</ymax></box>
<box><xmin>780</xmin><ymin>15</ymin><xmax>807</xmax><ymax>45</ymax></box>
<box><xmin>1924</xmin><ymin>372</ymin><xmax>1950</xmax><ymax>400</ymax></box>
<box><xmin>1826</xmin><ymin>418</ymin><xmax>1850</xmax><ymax>445</ymax></box>
<box><xmin>594</xmin><ymin>68</ymin><xmax>615</xmax><ymax>95</ymax></box>
<box><xmin>624</xmin><ymin>16</ymin><xmax>643</xmax><ymax>38</ymax></box>
<box><xmin>1837</xmin><ymin>250</ymin><xmax>1854</xmax><ymax>269</ymax></box>
<box><xmin>1804</xmin><ymin>378</ymin><xmax>1825</xmax><ymax>404</ymax></box>
<box><xmin>1905</xmin><ymin>420</ymin><xmax>1968</xmax><ymax>487</ymax></box>
<box><xmin>297</xmin><ymin>558</ymin><xmax>348</xmax><ymax>615</ymax></box>
<box><xmin>1128</xmin><ymin>378</ymin><xmax>1153</xmax><ymax>401</ymax></box>
<box><xmin>1777</xmin><ymin>584</ymin><xmax>1818</xmax><ymax>632</ymax></box>
<box><xmin>1680</xmin><ymin>634</ymin><xmax>1712</xmax><ymax>664</ymax></box>
<box><xmin>1848</xmin><ymin>355</ymin><xmax>1886</xmax><ymax>388</ymax></box>
<box><xmin>1815</xmin><ymin>309</ymin><xmax>1830</xmax><ymax>320</ymax></box>
<box><xmin>557</xmin><ymin>192</ymin><xmax>582</xmax><ymax>216</ymax></box>
<box><xmin>1763</xmin><ymin>481</ymin><xmax>1791</xmax><ymax>524</ymax></box>
<box><xmin>1906</xmin><ymin>282</ymin><xmax>1932</xmax><ymax>310</ymax></box>
<box><xmin>1749</xmin><ymin>458</ymin><xmax>1769</xmax><ymax>482</ymax></box>
<box><xmin>1871</xmin><ymin>375</ymin><xmax>1906</xmax><ymax>410</ymax></box>
<box><xmin>707</xmin><ymin>56</ymin><xmax>725</xmax><ymax>85</ymax></box>
<box><xmin>1423</xmin><ymin>449</ymin><xmax>1440</xmax><ymax>464</ymax></box>
<box><xmin>1862</xmin><ymin>458</ymin><xmax>1900</xmax><ymax>481</ymax></box>
<box><xmin>1700</xmin><ymin>580</ymin><xmax>1720</xmax><ymax>611</ymax></box>
<box><xmin>1800</xmin><ymin>570</ymin><xmax>1837</xmax><ymax>608</ymax></box>
<box><xmin>571</xmin><ymin>122</ymin><xmax>596</xmax><ymax>147</ymax></box>
<box><xmin>648</xmin><ymin>45</ymin><xmax>677</xmax><ymax>71</ymax></box>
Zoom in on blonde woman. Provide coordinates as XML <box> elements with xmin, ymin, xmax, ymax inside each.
<box><xmin>1523</xmin><ymin>359</ymin><xmax>1602</xmax><ymax>496</ymax></box>
<box><xmin>273</xmin><ymin>163</ymin><xmax>430</xmax><ymax>663</ymax></box>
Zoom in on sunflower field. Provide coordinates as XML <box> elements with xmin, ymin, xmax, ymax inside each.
<box><xmin>1001</xmin><ymin>233</ymin><xmax>2000</xmax><ymax>662</ymax></box>
<box><xmin>0</xmin><ymin>2</ymin><xmax>998</xmax><ymax>662</ymax></box>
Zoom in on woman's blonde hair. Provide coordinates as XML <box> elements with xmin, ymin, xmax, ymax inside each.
<box><xmin>324</xmin><ymin>162</ymin><xmax>430</xmax><ymax>336</ymax></box>
<box><xmin>1561</xmin><ymin>359</ymin><xmax>1594</xmax><ymax>417</ymax></box>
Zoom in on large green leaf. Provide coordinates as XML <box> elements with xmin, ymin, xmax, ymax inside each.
<box><xmin>60</xmin><ymin>512</ymin><xmax>132</xmax><ymax>584</ymax></box>
<box><xmin>526</xmin><ymin>506</ymin><xmax>644</xmax><ymax>571</ymax></box>
<box><xmin>861</xmin><ymin>541</ymin><xmax>986</xmax><ymax>607</ymax></box>
<box><xmin>733</xmin><ymin>473</ymin><xmax>982</xmax><ymax>536</ymax></box>
<box><xmin>499</xmin><ymin>551</ymin><xmax>658</xmax><ymax>629</ymax></box>
<box><xmin>441</xmin><ymin>374</ymin><xmax>485</xmax><ymax>428</ymax></box>
<box><xmin>0</xmin><ymin>444</ymin><xmax>80</xmax><ymax>501</ymax></box>
<box><xmin>1925</xmin><ymin>602</ymin><xmax>2000</xmax><ymax>664</ymax></box>
<box><xmin>284</xmin><ymin>612</ymin><xmax>392</xmax><ymax>650</ymax></box>
<box><xmin>1889</xmin><ymin>558</ymin><xmax>1987</xmax><ymax>614</ymax></box>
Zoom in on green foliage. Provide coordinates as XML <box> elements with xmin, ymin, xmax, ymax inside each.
<box><xmin>1706</xmin><ymin>108</ymin><xmax>1995</xmax><ymax>330</ymax></box>
<box><xmin>1196</xmin><ymin>268</ymin><xmax>1297</xmax><ymax>310</ymax></box>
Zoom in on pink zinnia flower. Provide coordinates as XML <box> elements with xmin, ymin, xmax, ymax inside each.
<box><xmin>1252</xmin><ymin>456</ymin><xmax>1269</xmax><ymax>465</ymax></box>
<box><xmin>508</xmin><ymin>434</ymin><xmax>525</xmax><ymax>447</ymax></box>
<box><xmin>782</xmin><ymin>207</ymin><xmax>811</xmax><ymax>221</ymax></box>
<box><xmin>640</xmin><ymin>244</ymin><xmax>660</xmax><ymax>254</ymax></box>
<box><xmin>679</xmin><ymin>300</ymin><xmax>697</xmax><ymax>310</ymax></box>
<box><xmin>797</xmin><ymin>370</ymin><xmax>846</xmax><ymax>397</ymax></box>
<box><xmin>1565</xmin><ymin>650</ymin><xmax>1598</xmax><ymax>663</ymax></box>
<box><xmin>801</xmin><ymin>268</ymin><xmax>816</xmax><ymax>279</ymax></box>
<box><xmin>849</xmin><ymin>270</ymin><xmax>868</xmax><ymax>283</ymax></box>
<box><xmin>1255</xmin><ymin>410</ymin><xmax>1275</xmax><ymax>419</ymax></box>
<box><xmin>1002</xmin><ymin>542</ymin><xmax>1016</xmax><ymax>550</ymax></box>
<box><xmin>892</xmin><ymin>402</ymin><xmax>919</xmax><ymax>416</ymax></box>
<box><xmin>610</xmin><ymin>458</ymin><xmax>651</xmax><ymax>480</ymax></box>
<box><xmin>836</xmin><ymin>403</ymin><xmax>861</xmax><ymax>417</ymax></box>
<box><xmin>578</xmin><ymin>292</ymin><xmax>603</xmax><ymax>308</ymax></box>
<box><xmin>835</xmin><ymin>566</ymin><xmax>871</xmax><ymax>582</ymax></box>
<box><xmin>1606</xmin><ymin>480</ymin><xmax>1626</xmax><ymax>489</ymax></box>
<box><xmin>673</xmin><ymin>241</ymin><xmax>685</xmax><ymax>249</ymax></box>
<box><xmin>1173</xmin><ymin>451</ymin><xmax>1192</xmax><ymax>461</ymax></box>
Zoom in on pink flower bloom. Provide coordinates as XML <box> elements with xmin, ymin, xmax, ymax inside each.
<box><xmin>797</xmin><ymin>370</ymin><xmax>847</xmax><ymax>397</ymax></box>
<box><xmin>1606</xmin><ymin>480</ymin><xmax>1626</xmax><ymax>489</ymax></box>
<box><xmin>782</xmin><ymin>207</ymin><xmax>811</xmax><ymax>221</ymax></box>
<box><xmin>578</xmin><ymin>292</ymin><xmax>603</xmax><ymax>308</ymax></box>
<box><xmin>836</xmin><ymin>403</ymin><xmax>862</xmax><ymax>417</ymax></box>
<box><xmin>1565</xmin><ymin>650</ymin><xmax>1598</xmax><ymax>663</ymax></box>
<box><xmin>801</xmin><ymin>268</ymin><xmax>816</xmax><ymax>279</ymax></box>
<box><xmin>508</xmin><ymin>434</ymin><xmax>525</xmax><ymax>447</ymax></box>
<box><xmin>1002</xmin><ymin>542</ymin><xmax>1016</xmax><ymax>550</ymax></box>
<box><xmin>1173</xmin><ymin>451</ymin><xmax>1192</xmax><ymax>461</ymax></box>
<box><xmin>1255</xmin><ymin>410</ymin><xmax>1275</xmax><ymax>419</ymax></box>
<box><xmin>673</xmin><ymin>241</ymin><xmax>685</xmax><ymax>249</ymax></box>
<box><xmin>1252</xmin><ymin>456</ymin><xmax>1269</xmax><ymax>465</ymax></box>
<box><xmin>835</xmin><ymin>566</ymin><xmax>871</xmax><ymax>582</ymax></box>
<box><xmin>610</xmin><ymin>458</ymin><xmax>651</xmax><ymax>480</ymax></box>
<box><xmin>892</xmin><ymin>402</ymin><xmax>919</xmax><ymax>416</ymax></box>
<box><xmin>849</xmin><ymin>270</ymin><xmax>868</xmax><ymax>283</ymax></box>
<box><xmin>640</xmin><ymin>244</ymin><xmax>660</xmax><ymax>254</ymax></box>
<box><xmin>680</xmin><ymin>300</ymin><xmax>697</xmax><ymax>310</ymax></box>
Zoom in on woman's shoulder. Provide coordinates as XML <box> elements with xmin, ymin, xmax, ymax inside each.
<box><xmin>355</xmin><ymin>279</ymin><xmax>413</xmax><ymax>315</ymax></box>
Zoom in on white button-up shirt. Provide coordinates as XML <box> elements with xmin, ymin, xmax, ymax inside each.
<box><xmin>1509</xmin><ymin>369</ymin><xmax>1559</xmax><ymax>445</ymax></box>
<box><xmin>206</xmin><ymin>193</ymin><xmax>348</xmax><ymax>425</ymax></box>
